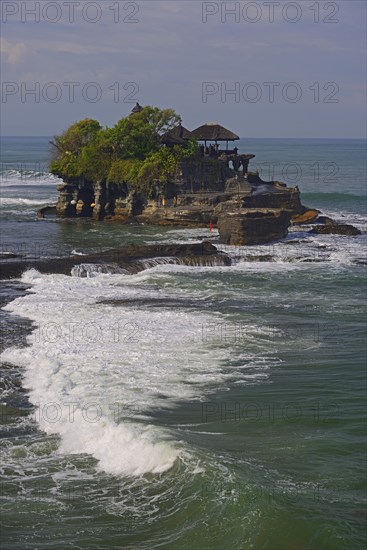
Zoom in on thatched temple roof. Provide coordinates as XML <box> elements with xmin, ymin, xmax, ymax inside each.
<box><xmin>161</xmin><ymin>124</ymin><xmax>193</xmax><ymax>145</ymax></box>
<box><xmin>191</xmin><ymin>123</ymin><xmax>239</xmax><ymax>142</ymax></box>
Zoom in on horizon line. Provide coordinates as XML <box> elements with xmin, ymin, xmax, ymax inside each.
<box><xmin>1</xmin><ymin>135</ymin><xmax>366</xmax><ymax>140</ymax></box>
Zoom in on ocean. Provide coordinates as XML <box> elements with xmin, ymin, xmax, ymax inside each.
<box><xmin>0</xmin><ymin>136</ymin><xmax>366</xmax><ymax>549</ymax></box>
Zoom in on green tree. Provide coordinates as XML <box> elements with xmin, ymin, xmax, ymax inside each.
<box><xmin>107</xmin><ymin>106</ymin><xmax>181</xmax><ymax>159</ymax></box>
<box><xmin>50</xmin><ymin>118</ymin><xmax>103</xmax><ymax>178</ymax></box>
<box><xmin>107</xmin><ymin>159</ymin><xmax>143</xmax><ymax>186</ymax></box>
<box><xmin>50</xmin><ymin>118</ymin><xmax>101</xmax><ymax>157</ymax></box>
<box><xmin>49</xmin><ymin>106</ymin><xmax>196</xmax><ymax>191</ymax></box>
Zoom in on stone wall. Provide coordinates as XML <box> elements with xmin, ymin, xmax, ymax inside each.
<box><xmin>179</xmin><ymin>158</ymin><xmax>232</xmax><ymax>194</ymax></box>
<box><xmin>217</xmin><ymin>209</ymin><xmax>292</xmax><ymax>246</ymax></box>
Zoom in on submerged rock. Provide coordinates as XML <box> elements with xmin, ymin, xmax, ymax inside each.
<box><xmin>314</xmin><ymin>215</ymin><xmax>335</xmax><ymax>225</ymax></box>
<box><xmin>309</xmin><ymin>223</ymin><xmax>361</xmax><ymax>236</ymax></box>
<box><xmin>237</xmin><ymin>254</ymin><xmax>275</xmax><ymax>262</ymax></box>
<box><xmin>0</xmin><ymin>241</ymin><xmax>225</xmax><ymax>279</ymax></box>
<box><xmin>37</xmin><ymin>205</ymin><xmax>57</xmax><ymax>218</ymax></box>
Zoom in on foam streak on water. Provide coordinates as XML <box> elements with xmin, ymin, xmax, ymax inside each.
<box><xmin>0</xmin><ymin>170</ymin><xmax>62</xmax><ymax>187</ymax></box>
<box><xmin>1</xmin><ymin>268</ymin><xmax>272</xmax><ymax>477</ymax></box>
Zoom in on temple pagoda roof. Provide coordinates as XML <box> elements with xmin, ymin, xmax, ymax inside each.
<box><xmin>161</xmin><ymin>124</ymin><xmax>193</xmax><ymax>145</ymax></box>
<box><xmin>191</xmin><ymin>123</ymin><xmax>239</xmax><ymax>142</ymax></box>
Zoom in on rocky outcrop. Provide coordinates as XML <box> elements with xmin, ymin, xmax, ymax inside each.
<box><xmin>314</xmin><ymin>215</ymin><xmax>335</xmax><ymax>225</ymax></box>
<box><xmin>217</xmin><ymin>209</ymin><xmax>292</xmax><ymax>246</ymax></box>
<box><xmin>243</xmin><ymin>185</ymin><xmax>303</xmax><ymax>214</ymax></box>
<box><xmin>51</xmin><ymin>153</ymin><xmax>311</xmax><ymax>247</ymax></box>
<box><xmin>0</xmin><ymin>242</ymin><xmax>227</xmax><ymax>279</ymax></box>
<box><xmin>290</xmin><ymin>211</ymin><xmax>362</xmax><ymax>236</ymax></box>
<box><xmin>56</xmin><ymin>183</ymin><xmax>77</xmax><ymax>217</ymax></box>
<box><xmin>292</xmin><ymin>209</ymin><xmax>320</xmax><ymax>224</ymax></box>
<box><xmin>51</xmin><ymin>175</ymin><xmax>305</xmax><ymax>245</ymax></box>
<box><xmin>309</xmin><ymin>223</ymin><xmax>361</xmax><ymax>236</ymax></box>
<box><xmin>37</xmin><ymin>206</ymin><xmax>57</xmax><ymax>218</ymax></box>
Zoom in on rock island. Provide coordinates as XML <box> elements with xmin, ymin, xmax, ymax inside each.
<box><xmin>47</xmin><ymin>104</ymin><xmax>359</xmax><ymax>245</ymax></box>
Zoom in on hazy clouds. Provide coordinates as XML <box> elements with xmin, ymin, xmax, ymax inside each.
<box><xmin>1</xmin><ymin>0</ymin><xmax>366</xmax><ymax>137</ymax></box>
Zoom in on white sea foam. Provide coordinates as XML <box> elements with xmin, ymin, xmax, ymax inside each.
<box><xmin>71</xmin><ymin>250</ymin><xmax>89</xmax><ymax>256</ymax></box>
<box><xmin>70</xmin><ymin>263</ymin><xmax>129</xmax><ymax>277</ymax></box>
<box><xmin>5</xmin><ymin>227</ymin><xmax>361</xmax><ymax>478</ymax></box>
<box><xmin>0</xmin><ymin>170</ymin><xmax>62</xmax><ymax>187</ymax></box>
<box><xmin>215</xmin><ymin>230</ymin><xmax>366</xmax><ymax>269</ymax></box>
<box><xmin>317</xmin><ymin>208</ymin><xmax>367</xmax><ymax>231</ymax></box>
<box><xmin>0</xmin><ymin>197</ymin><xmax>54</xmax><ymax>206</ymax></box>
<box><xmin>2</xmin><ymin>268</ymin><xmax>271</xmax><ymax>476</ymax></box>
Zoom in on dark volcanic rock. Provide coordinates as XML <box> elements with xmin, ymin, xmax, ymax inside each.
<box><xmin>237</xmin><ymin>254</ymin><xmax>274</xmax><ymax>262</ymax></box>
<box><xmin>0</xmin><ymin>252</ymin><xmax>24</xmax><ymax>259</ymax></box>
<box><xmin>0</xmin><ymin>242</ymin><xmax>225</xmax><ymax>280</ymax></box>
<box><xmin>37</xmin><ymin>205</ymin><xmax>57</xmax><ymax>218</ymax></box>
<box><xmin>314</xmin><ymin>215</ymin><xmax>335</xmax><ymax>225</ymax></box>
<box><xmin>218</xmin><ymin>209</ymin><xmax>292</xmax><ymax>246</ymax></box>
<box><xmin>309</xmin><ymin>224</ymin><xmax>361</xmax><ymax>236</ymax></box>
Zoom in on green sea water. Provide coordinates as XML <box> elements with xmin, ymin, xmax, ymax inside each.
<box><xmin>0</xmin><ymin>137</ymin><xmax>366</xmax><ymax>549</ymax></box>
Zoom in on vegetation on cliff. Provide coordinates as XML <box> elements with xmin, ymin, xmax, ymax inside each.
<box><xmin>50</xmin><ymin>107</ymin><xmax>199</xmax><ymax>194</ymax></box>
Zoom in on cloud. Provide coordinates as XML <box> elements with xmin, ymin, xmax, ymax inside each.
<box><xmin>1</xmin><ymin>36</ymin><xmax>120</xmax><ymax>61</ymax></box>
<box><xmin>27</xmin><ymin>39</ymin><xmax>121</xmax><ymax>55</ymax></box>
<box><xmin>0</xmin><ymin>38</ymin><xmax>28</xmax><ymax>64</ymax></box>
<box><xmin>1</xmin><ymin>1</ymin><xmax>365</xmax><ymax>137</ymax></box>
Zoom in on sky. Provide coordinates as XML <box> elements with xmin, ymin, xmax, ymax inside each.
<box><xmin>1</xmin><ymin>0</ymin><xmax>366</xmax><ymax>137</ymax></box>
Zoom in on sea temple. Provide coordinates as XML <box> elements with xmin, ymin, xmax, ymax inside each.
<box><xmin>48</xmin><ymin>104</ymin><xmax>352</xmax><ymax>245</ymax></box>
